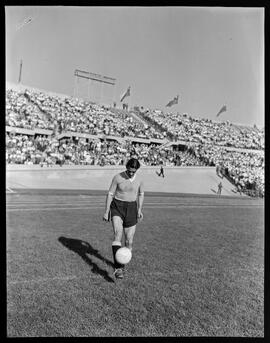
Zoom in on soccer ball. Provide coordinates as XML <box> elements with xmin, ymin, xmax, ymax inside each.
<box><xmin>115</xmin><ymin>247</ymin><xmax>132</xmax><ymax>265</ymax></box>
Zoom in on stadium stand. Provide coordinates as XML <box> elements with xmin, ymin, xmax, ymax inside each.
<box><xmin>134</xmin><ymin>108</ymin><xmax>264</xmax><ymax>150</ymax></box>
<box><xmin>6</xmin><ymin>84</ymin><xmax>264</xmax><ymax>197</ymax></box>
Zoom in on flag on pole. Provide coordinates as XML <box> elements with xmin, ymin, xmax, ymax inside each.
<box><xmin>120</xmin><ymin>86</ymin><xmax>131</xmax><ymax>102</ymax></box>
<box><xmin>216</xmin><ymin>105</ymin><xmax>227</xmax><ymax>117</ymax></box>
<box><xmin>166</xmin><ymin>95</ymin><xmax>179</xmax><ymax>107</ymax></box>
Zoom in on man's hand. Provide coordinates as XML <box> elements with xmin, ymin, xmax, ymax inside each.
<box><xmin>137</xmin><ymin>209</ymin><xmax>143</xmax><ymax>221</ymax></box>
<box><xmin>103</xmin><ymin>212</ymin><xmax>110</xmax><ymax>222</ymax></box>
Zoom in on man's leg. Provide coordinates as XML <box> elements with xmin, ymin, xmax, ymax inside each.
<box><xmin>111</xmin><ymin>216</ymin><xmax>124</xmax><ymax>278</ymax></box>
<box><xmin>124</xmin><ymin>225</ymin><xmax>136</xmax><ymax>252</ymax></box>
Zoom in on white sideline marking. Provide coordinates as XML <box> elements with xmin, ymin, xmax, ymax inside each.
<box><xmin>6</xmin><ymin>201</ymin><xmax>260</xmax><ymax>208</ymax></box>
<box><xmin>7</xmin><ymin>200</ymin><xmax>104</xmax><ymax>204</ymax></box>
<box><xmin>5</xmin><ymin>201</ymin><xmax>186</xmax><ymax>207</ymax></box>
<box><xmin>5</xmin><ymin>200</ymin><xmax>217</xmax><ymax>205</ymax></box>
<box><xmin>6</xmin><ymin>206</ymin><xmax>102</xmax><ymax>212</ymax></box>
<box><xmin>6</xmin><ymin>200</ymin><xmax>260</xmax><ymax>207</ymax></box>
<box><xmin>6</xmin><ymin>204</ymin><xmax>262</xmax><ymax>212</ymax></box>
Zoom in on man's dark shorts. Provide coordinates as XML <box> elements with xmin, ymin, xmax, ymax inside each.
<box><xmin>110</xmin><ymin>198</ymin><xmax>138</xmax><ymax>227</ymax></box>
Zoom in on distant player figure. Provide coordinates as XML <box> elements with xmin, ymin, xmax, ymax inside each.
<box><xmin>103</xmin><ymin>158</ymin><xmax>144</xmax><ymax>279</ymax></box>
<box><xmin>217</xmin><ymin>182</ymin><xmax>223</xmax><ymax>196</ymax></box>
<box><xmin>216</xmin><ymin>163</ymin><xmax>223</xmax><ymax>178</ymax></box>
<box><xmin>216</xmin><ymin>164</ymin><xmax>220</xmax><ymax>176</ymax></box>
<box><xmin>157</xmin><ymin>165</ymin><xmax>165</xmax><ymax>178</ymax></box>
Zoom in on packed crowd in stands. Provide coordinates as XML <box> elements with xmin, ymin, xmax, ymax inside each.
<box><xmin>138</xmin><ymin>109</ymin><xmax>264</xmax><ymax>150</ymax></box>
<box><xmin>6</xmin><ymin>89</ymin><xmax>52</xmax><ymax>130</ymax></box>
<box><xmin>6</xmin><ymin>87</ymin><xmax>264</xmax><ymax>150</ymax></box>
<box><xmin>187</xmin><ymin>143</ymin><xmax>264</xmax><ymax>197</ymax></box>
<box><xmin>6</xmin><ymin>86</ymin><xmax>264</xmax><ymax>197</ymax></box>
<box><xmin>6</xmin><ymin>88</ymin><xmax>165</xmax><ymax>139</ymax></box>
<box><xmin>6</xmin><ymin>133</ymin><xmax>204</xmax><ymax>167</ymax></box>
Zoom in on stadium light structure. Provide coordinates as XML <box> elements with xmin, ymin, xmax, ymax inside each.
<box><xmin>73</xmin><ymin>69</ymin><xmax>116</xmax><ymax>106</ymax></box>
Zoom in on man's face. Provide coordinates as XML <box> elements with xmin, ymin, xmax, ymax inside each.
<box><xmin>126</xmin><ymin>167</ymin><xmax>137</xmax><ymax>178</ymax></box>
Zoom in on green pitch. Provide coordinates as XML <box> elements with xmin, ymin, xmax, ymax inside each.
<box><xmin>6</xmin><ymin>192</ymin><xmax>264</xmax><ymax>337</ymax></box>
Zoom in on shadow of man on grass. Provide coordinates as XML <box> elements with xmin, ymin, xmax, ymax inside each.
<box><xmin>58</xmin><ymin>236</ymin><xmax>114</xmax><ymax>283</ymax></box>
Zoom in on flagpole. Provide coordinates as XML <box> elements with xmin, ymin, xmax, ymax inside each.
<box><xmin>112</xmin><ymin>83</ymin><xmax>116</xmax><ymax>108</ymax></box>
<box><xmin>18</xmin><ymin>59</ymin><xmax>23</xmax><ymax>83</ymax></box>
<box><xmin>73</xmin><ymin>72</ymin><xmax>77</xmax><ymax>98</ymax></box>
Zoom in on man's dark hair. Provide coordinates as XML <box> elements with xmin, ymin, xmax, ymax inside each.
<box><xmin>126</xmin><ymin>158</ymin><xmax>140</xmax><ymax>170</ymax></box>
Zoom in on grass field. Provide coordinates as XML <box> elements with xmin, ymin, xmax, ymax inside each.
<box><xmin>6</xmin><ymin>192</ymin><xmax>264</xmax><ymax>337</ymax></box>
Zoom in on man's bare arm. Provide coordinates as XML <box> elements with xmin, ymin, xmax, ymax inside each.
<box><xmin>103</xmin><ymin>192</ymin><xmax>114</xmax><ymax>221</ymax></box>
<box><xmin>137</xmin><ymin>181</ymin><xmax>144</xmax><ymax>220</ymax></box>
<box><xmin>138</xmin><ymin>193</ymin><xmax>144</xmax><ymax>212</ymax></box>
<box><xmin>103</xmin><ymin>175</ymin><xmax>117</xmax><ymax>221</ymax></box>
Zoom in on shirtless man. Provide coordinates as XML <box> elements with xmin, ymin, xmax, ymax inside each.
<box><xmin>103</xmin><ymin>158</ymin><xmax>144</xmax><ymax>279</ymax></box>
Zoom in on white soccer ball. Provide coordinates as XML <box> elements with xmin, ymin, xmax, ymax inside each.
<box><xmin>115</xmin><ymin>247</ymin><xmax>132</xmax><ymax>265</ymax></box>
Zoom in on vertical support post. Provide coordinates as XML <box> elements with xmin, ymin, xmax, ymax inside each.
<box><xmin>88</xmin><ymin>78</ymin><xmax>90</xmax><ymax>101</ymax></box>
<box><xmin>73</xmin><ymin>74</ymin><xmax>76</xmax><ymax>98</ymax></box>
<box><xmin>100</xmin><ymin>82</ymin><xmax>104</xmax><ymax>105</ymax></box>
<box><xmin>112</xmin><ymin>84</ymin><xmax>116</xmax><ymax>107</ymax></box>
<box><xmin>18</xmin><ymin>59</ymin><xmax>23</xmax><ymax>83</ymax></box>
